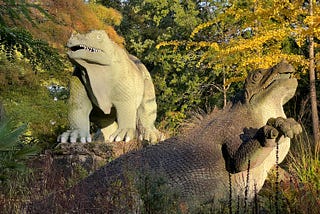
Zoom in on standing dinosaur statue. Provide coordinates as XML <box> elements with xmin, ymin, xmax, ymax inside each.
<box><xmin>58</xmin><ymin>30</ymin><xmax>162</xmax><ymax>143</ymax></box>
<box><xmin>28</xmin><ymin>61</ymin><xmax>302</xmax><ymax>213</ymax></box>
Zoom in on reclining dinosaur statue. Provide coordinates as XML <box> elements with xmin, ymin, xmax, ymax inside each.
<box><xmin>29</xmin><ymin>61</ymin><xmax>302</xmax><ymax>212</ymax></box>
<box><xmin>58</xmin><ymin>30</ymin><xmax>162</xmax><ymax>143</ymax></box>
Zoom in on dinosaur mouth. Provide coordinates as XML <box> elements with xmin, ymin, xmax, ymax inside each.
<box><xmin>249</xmin><ymin>71</ymin><xmax>295</xmax><ymax>102</ymax></box>
<box><xmin>265</xmin><ymin>72</ymin><xmax>294</xmax><ymax>89</ymax></box>
<box><xmin>70</xmin><ymin>44</ymin><xmax>102</xmax><ymax>53</ymax></box>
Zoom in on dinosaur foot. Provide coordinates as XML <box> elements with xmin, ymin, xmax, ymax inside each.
<box><xmin>58</xmin><ymin>129</ymin><xmax>92</xmax><ymax>143</ymax></box>
<box><xmin>139</xmin><ymin>127</ymin><xmax>166</xmax><ymax>144</ymax></box>
<box><xmin>109</xmin><ymin>128</ymin><xmax>136</xmax><ymax>143</ymax></box>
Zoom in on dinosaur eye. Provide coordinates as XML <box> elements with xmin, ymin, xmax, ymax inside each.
<box><xmin>97</xmin><ymin>34</ymin><xmax>102</xmax><ymax>40</ymax></box>
<box><xmin>251</xmin><ymin>71</ymin><xmax>263</xmax><ymax>83</ymax></box>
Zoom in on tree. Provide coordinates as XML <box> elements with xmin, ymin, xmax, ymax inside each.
<box><xmin>99</xmin><ymin>0</ymin><xmax>205</xmax><ymax>132</ymax></box>
<box><xmin>157</xmin><ymin>0</ymin><xmax>320</xmax><ymax>135</ymax></box>
<box><xmin>307</xmin><ymin>0</ymin><xmax>319</xmax><ymax>154</ymax></box>
<box><xmin>0</xmin><ymin>26</ymin><xmax>64</xmax><ymax>73</ymax></box>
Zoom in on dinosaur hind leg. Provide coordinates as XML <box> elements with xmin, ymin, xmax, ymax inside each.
<box><xmin>137</xmin><ymin>78</ymin><xmax>163</xmax><ymax>143</ymax></box>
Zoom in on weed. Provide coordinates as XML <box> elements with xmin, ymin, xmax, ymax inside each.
<box><xmin>66</xmin><ymin>165</ymin><xmax>89</xmax><ymax>188</ymax></box>
<box><xmin>137</xmin><ymin>172</ymin><xmax>181</xmax><ymax>214</ymax></box>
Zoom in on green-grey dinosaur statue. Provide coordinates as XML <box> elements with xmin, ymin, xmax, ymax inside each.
<box><xmin>29</xmin><ymin>61</ymin><xmax>302</xmax><ymax>213</ymax></box>
<box><xmin>58</xmin><ymin>30</ymin><xmax>162</xmax><ymax>143</ymax></box>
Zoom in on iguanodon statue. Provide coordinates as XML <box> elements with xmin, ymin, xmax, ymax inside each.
<box><xmin>58</xmin><ymin>30</ymin><xmax>162</xmax><ymax>143</ymax></box>
<box><xmin>29</xmin><ymin>61</ymin><xmax>302</xmax><ymax>213</ymax></box>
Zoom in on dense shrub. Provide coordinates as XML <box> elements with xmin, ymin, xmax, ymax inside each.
<box><xmin>0</xmin><ymin>52</ymin><xmax>69</xmax><ymax>147</ymax></box>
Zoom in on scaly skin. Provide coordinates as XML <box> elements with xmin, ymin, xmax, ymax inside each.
<box><xmin>31</xmin><ymin>61</ymin><xmax>302</xmax><ymax>213</ymax></box>
<box><xmin>59</xmin><ymin>30</ymin><xmax>162</xmax><ymax>143</ymax></box>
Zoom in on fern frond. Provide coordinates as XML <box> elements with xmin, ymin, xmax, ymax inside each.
<box><xmin>0</xmin><ymin>120</ymin><xmax>27</xmax><ymax>150</ymax></box>
<box><xmin>0</xmin><ymin>116</ymin><xmax>38</xmax><ymax>182</ymax></box>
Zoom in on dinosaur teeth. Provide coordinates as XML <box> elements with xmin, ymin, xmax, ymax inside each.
<box><xmin>72</xmin><ymin>45</ymin><xmax>102</xmax><ymax>53</ymax></box>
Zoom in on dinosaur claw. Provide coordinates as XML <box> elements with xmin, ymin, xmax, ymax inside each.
<box><xmin>60</xmin><ymin>136</ymin><xmax>67</xmax><ymax>143</ymax></box>
<box><xmin>80</xmin><ymin>137</ymin><xmax>86</xmax><ymax>143</ymax></box>
<box><xmin>87</xmin><ymin>136</ymin><xmax>92</xmax><ymax>143</ymax></box>
<box><xmin>286</xmin><ymin>130</ymin><xmax>294</xmax><ymax>139</ymax></box>
<box><xmin>125</xmin><ymin>136</ymin><xmax>131</xmax><ymax>142</ymax></box>
<box><xmin>70</xmin><ymin>137</ymin><xmax>77</xmax><ymax>143</ymax></box>
<box><xmin>269</xmin><ymin>128</ymin><xmax>278</xmax><ymax>139</ymax></box>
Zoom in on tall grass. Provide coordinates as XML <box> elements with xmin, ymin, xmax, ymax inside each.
<box><xmin>258</xmin><ymin>131</ymin><xmax>320</xmax><ymax>214</ymax></box>
<box><xmin>285</xmin><ymin>132</ymin><xmax>320</xmax><ymax>213</ymax></box>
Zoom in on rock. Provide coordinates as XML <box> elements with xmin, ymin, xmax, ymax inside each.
<box><xmin>28</xmin><ymin>140</ymin><xmax>142</xmax><ymax>197</ymax></box>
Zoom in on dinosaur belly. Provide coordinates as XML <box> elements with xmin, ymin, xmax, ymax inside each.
<box><xmin>84</xmin><ymin>69</ymin><xmax>114</xmax><ymax>114</ymax></box>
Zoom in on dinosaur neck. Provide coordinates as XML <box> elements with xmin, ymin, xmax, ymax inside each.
<box><xmin>78</xmin><ymin>60</ymin><xmax>127</xmax><ymax>77</ymax></box>
<box><xmin>251</xmin><ymin>99</ymin><xmax>286</xmax><ymax>125</ymax></box>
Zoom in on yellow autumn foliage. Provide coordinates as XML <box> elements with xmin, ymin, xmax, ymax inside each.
<box><xmin>190</xmin><ymin>20</ymin><xmax>216</xmax><ymax>39</ymax></box>
<box><xmin>221</xmin><ymin>29</ymin><xmax>287</xmax><ymax>56</ymax></box>
<box><xmin>156</xmin><ymin>41</ymin><xmax>182</xmax><ymax>50</ymax></box>
<box><xmin>157</xmin><ymin>0</ymin><xmax>320</xmax><ymax>87</ymax></box>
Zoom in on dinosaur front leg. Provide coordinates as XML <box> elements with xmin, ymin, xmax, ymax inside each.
<box><xmin>58</xmin><ymin>76</ymin><xmax>93</xmax><ymax>143</ymax></box>
<box><xmin>109</xmin><ymin>103</ymin><xmax>137</xmax><ymax>142</ymax></box>
<box><xmin>224</xmin><ymin>117</ymin><xmax>302</xmax><ymax>173</ymax></box>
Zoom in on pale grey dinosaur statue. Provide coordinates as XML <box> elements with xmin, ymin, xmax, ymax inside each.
<box><xmin>29</xmin><ymin>61</ymin><xmax>302</xmax><ymax>213</ymax></box>
<box><xmin>59</xmin><ymin>30</ymin><xmax>162</xmax><ymax>143</ymax></box>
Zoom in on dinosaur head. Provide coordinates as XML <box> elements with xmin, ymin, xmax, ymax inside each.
<box><xmin>67</xmin><ymin>30</ymin><xmax>118</xmax><ymax>66</ymax></box>
<box><xmin>244</xmin><ymin>60</ymin><xmax>297</xmax><ymax>107</ymax></box>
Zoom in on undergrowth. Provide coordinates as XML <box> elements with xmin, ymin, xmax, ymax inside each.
<box><xmin>258</xmin><ymin>132</ymin><xmax>320</xmax><ymax>214</ymax></box>
<box><xmin>0</xmin><ymin>114</ymin><xmax>39</xmax><ymax>213</ymax></box>
<box><xmin>0</xmin><ymin>52</ymin><xmax>69</xmax><ymax>147</ymax></box>
<box><xmin>1</xmin><ymin>134</ymin><xmax>319</xmax><ymax>213</ymax></box>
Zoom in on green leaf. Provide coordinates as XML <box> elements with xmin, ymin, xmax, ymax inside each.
<box><xmin>0</xmin><ymin>121</ymin><xmax>27</xmax><ymax>149</ymax></box>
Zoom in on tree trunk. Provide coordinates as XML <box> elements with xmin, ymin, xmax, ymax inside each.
<box><xmin>223</xmin><ymin>69</ymin><xmax>227</xmax><ymax>108</ymax></box>
<box><xmin>309</xmin><ymin>0</ymin><xmax>320</xmax><ymax>154</ymax></box>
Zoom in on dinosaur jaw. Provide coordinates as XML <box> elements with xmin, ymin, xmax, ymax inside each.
<box><xmin>249</xmin><ymin>67</ymin><xmax>297</xmax><ymax>106</ymax></box>
<box><xmin>69</xmin><ymin>44</ymin><xmax>102</xmax><ymax>53</ymax></box>
<box><xmin>252</xmin><ymin>77</ymin><xmax>297</xmax><ymax>123</ymax></box>
<box><xmin>67</xmin><ymin>45</ymin><xmax>110</xmax><ymax>66</ymax></box>
<box><xmin>262</xmin><ymin>76</ymin><xmax>297</xmax><ymax>105</ymax></box>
